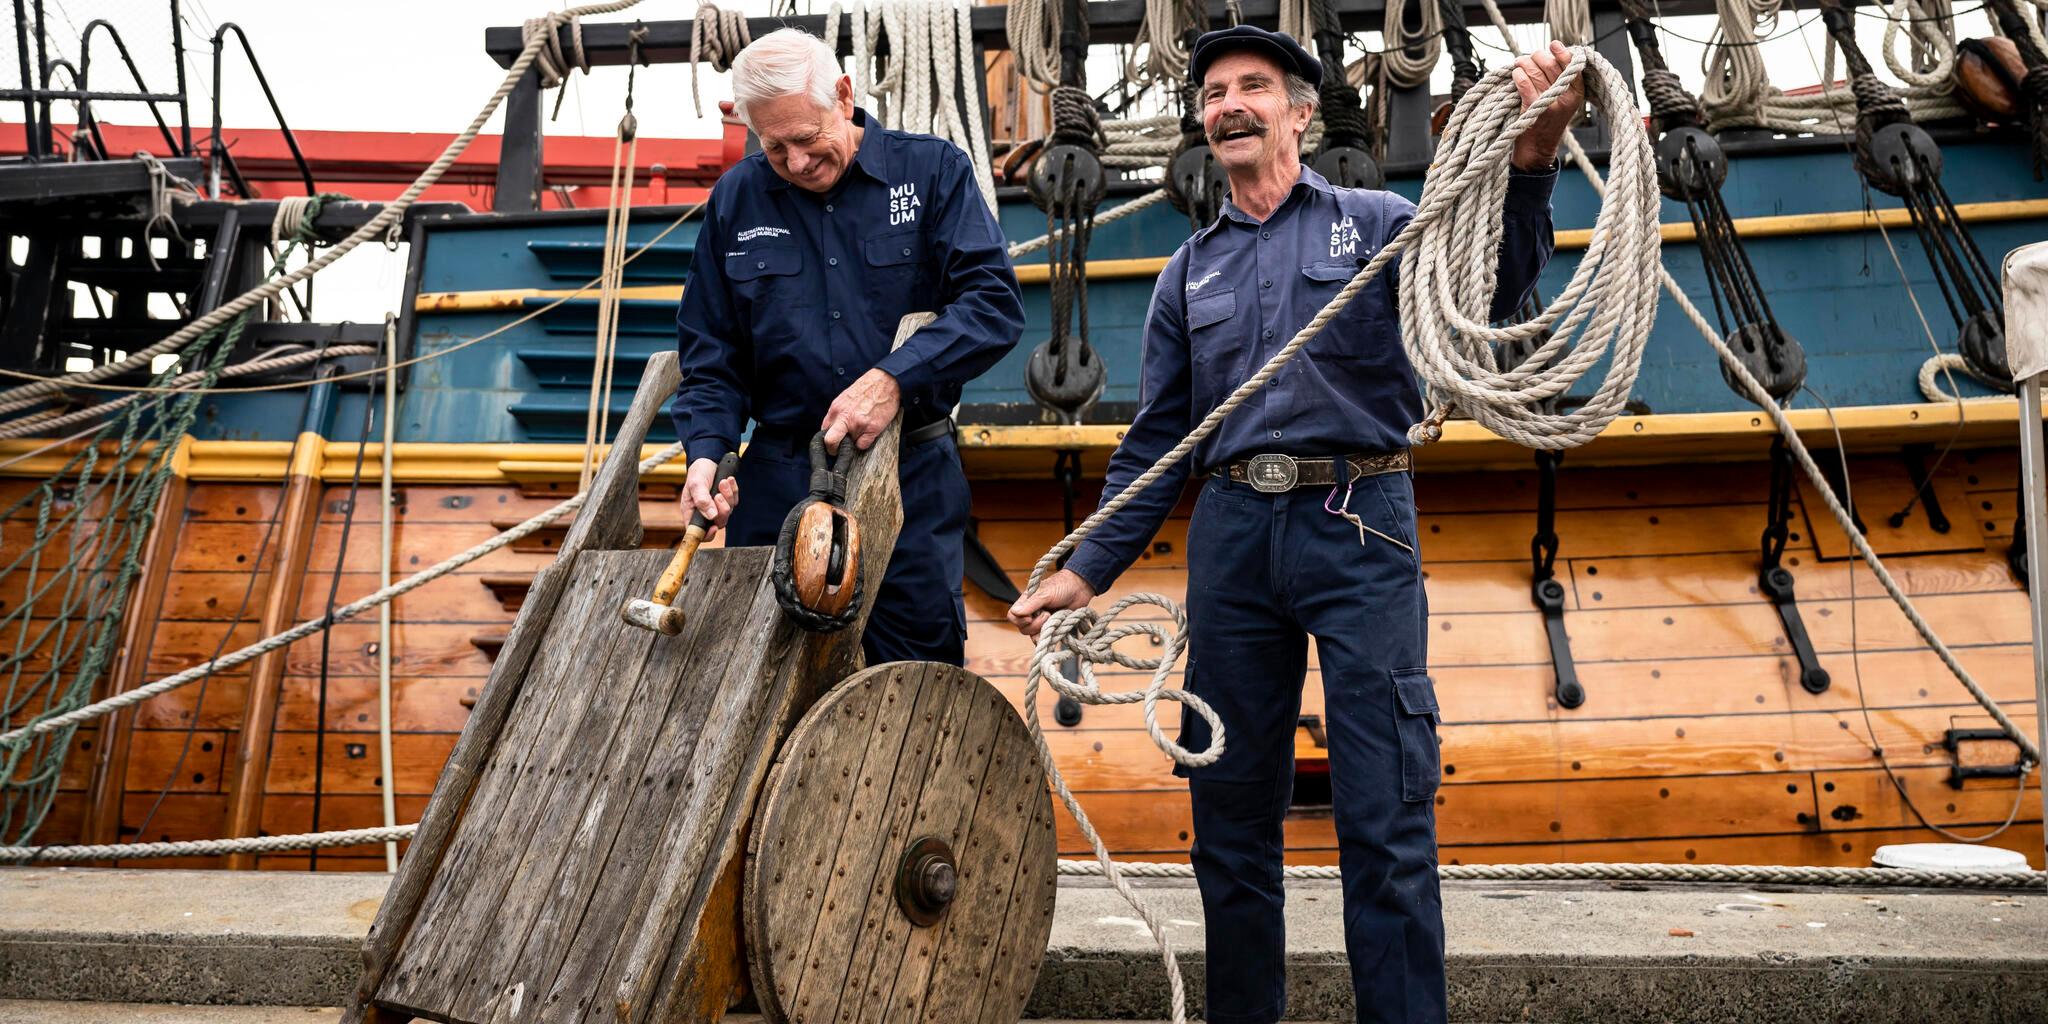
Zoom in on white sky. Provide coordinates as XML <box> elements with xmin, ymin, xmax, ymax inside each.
<box><xmin>7</xmin><ymin>0</ymin><xmax>2006</xmax><ymax>322</ymax></box>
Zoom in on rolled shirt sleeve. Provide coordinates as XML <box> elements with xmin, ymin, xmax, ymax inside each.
<box><xmin>873</xmin><ymin>148</ymin><xmax>1025</xmax><ymax>403</ymax></box>
<box><xmin>1062</xmin><ymin>248</ymin><xmax>1197</xmax><ymax>594</ymax></box>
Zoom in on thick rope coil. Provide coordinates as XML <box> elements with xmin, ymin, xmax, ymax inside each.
<box><xmin>1402</xmin><ymin>53</ymin><xmax>1658</xmax><ymax>449</ymax></box>
<box><xmin>0</xmin><ymin>0</ymin><xmax>651</xmax><ymax>427</ymax></box>
<box><xmin>1699</xmin><ymin>0</ymin><xmax>1965</xmax><ymax>133</ymax></box>
<box><xmin>1642</xmin><ymin>67</ymin><xmax>1706</xmax><ymax>125</ymax></box>
<box><xmin>1006</xmin><ymin>0</ymin><xmax>1066</xmax><ymax>90</ymax></box>
<box><xmin>525</xmin><ymin>14</ymin><xmax>589</xmax><ymax>90</ymax></box>
<box><xmin>1383</xmin><ymin>0</ymin><xmax>1447</xmax><ymax>88</ymax></box>
<box><xmin>1919</xmin><ymin>351</ymin><xmax>2012</xmax><ymax>400</ymax></box>
<box><xmin>1129</xmin><ymin>0</ymin><xmax>1206</xmax><ymax>86</ymax></box>
<box><xmin>1881</xmin><ymin>0</ymin><xmax>1959</xmax><ymax>89</ymax></box>
<box><xmin>690</xmin><ymin>3</ymin><xmax>753</xmax><ymax>119</ymax></box>
<box><xmin>1547</xmin><ymin>0</ymin><xmax>1594</xmax><ymax>44</ymax></box>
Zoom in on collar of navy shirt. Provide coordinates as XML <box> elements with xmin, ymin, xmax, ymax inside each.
<box><xmin>759</xmin><ymin>107</ymin><xmax>893</xmax><ymax>195</ymax></box>
<box><xmin>1192</xmin><ymin>161</ymin><xmax>1340</xmax><ymax>244</ymax></box>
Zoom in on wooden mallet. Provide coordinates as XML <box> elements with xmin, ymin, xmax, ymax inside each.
<box><xmin>620</xmin><ymin>452</ymin><xmax>739</xmax><ymax>635</ymax></box>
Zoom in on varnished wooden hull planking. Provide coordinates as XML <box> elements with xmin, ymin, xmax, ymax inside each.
<box><xmin>18</xmin><ymin>444</ymin><xmax>2043</xmax><ymax>870</ymax></box>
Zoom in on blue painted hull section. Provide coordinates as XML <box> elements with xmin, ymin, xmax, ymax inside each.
<box><xmin>190</xmin><ymin>138</ymin><xmax>2046</xmax><ymax>442</ymax></box>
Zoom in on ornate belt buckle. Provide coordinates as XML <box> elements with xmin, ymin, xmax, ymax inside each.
<box><xmin>1246</xmin><ymin>454</ymin><xmax>1298</xmax><ymax>493</ymax></box>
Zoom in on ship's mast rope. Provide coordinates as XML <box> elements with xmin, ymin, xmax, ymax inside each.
<box><xmin>0</xmin><ymin>0</ymin><xmax>652</xmax><ymax>427</ymax></box>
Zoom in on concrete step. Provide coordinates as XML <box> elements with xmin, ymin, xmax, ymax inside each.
<box><xmin>3</xmin><ymin>868</ymin><xmax>2044</xmax><ymax>1022</ymax></box>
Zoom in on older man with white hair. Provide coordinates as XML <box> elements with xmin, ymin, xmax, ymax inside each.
<box><xmin>673</xmin><ymin>27</ymin><xmax>1023</xmax><ymax>666</ymax></box>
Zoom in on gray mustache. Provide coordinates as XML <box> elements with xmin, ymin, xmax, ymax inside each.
<box><xmin>1207</xmin><ymin>113</ymin><xmax>1269</xmax><ymax>144</ymax></box>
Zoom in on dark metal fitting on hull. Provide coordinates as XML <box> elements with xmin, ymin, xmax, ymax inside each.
<box><xmin>1027</xmin><ymin>144</ymin><xmax>1108</xmax><ymax>214</ymax></box>
<box><xmin>1171</xmin><ymin>144</ymin><xmax>1229</xmax><ymax>229</ymax></box>
<box><xmin>1654</xmin><ymin>126</ymin><xmax>1726</xmax><ymax>201</ymax></box>
<box><xmin>1311</xmin><ymin>145</ymin><xmax>1387</xmax><ymax>190</ymax></box>
<box><xmin>1865</xmin><ymin>121</ymin><xmax>1944</xmax><ymax>197</ymax></box>
<box><xmin>1759</xmin><ymin>566</ymin><xmax>1832</xmax><ymax>694</ymax></box>
<box><xmin>1025</xmin><ymin>338</ymin><xmax>1108</xmax><ymax>418</ymax></box>
<box><xmin>1959</xmin><ymin>307</ymin><xmax>2015</xmax><ymax>389</ymax></box>
<box><xmin>1720</xmin><ymin>322</ymin><xmax>1809</xmax><ymax>403</ymax></box>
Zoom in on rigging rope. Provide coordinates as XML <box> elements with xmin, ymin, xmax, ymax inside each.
<box><xmin>1699</xmin><ymin>0</ymin><xmax>1965</xmax><ymax>133</ymax></box>
<box><xmin>689</xmin><ymin>4</ymin><xmax>752</xmax><ymax>119</ymax></box>
<box><xmin>0</xmin><ymin>0</ymin><xmax>652</xmax><ymax>429</ymax></box>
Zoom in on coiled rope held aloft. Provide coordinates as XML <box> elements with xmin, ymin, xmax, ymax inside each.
<box><xmin>1019</xmin><ymin>48</ymin><xmax>1659</xmax><ymax>1024</ymax></box>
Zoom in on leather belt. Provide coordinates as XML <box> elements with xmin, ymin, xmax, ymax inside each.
<box><xmin>903</xmin><ymin>416</ymin><xmax>956</xmax><ymax>447</ymax></box>
<box><xmin>1213</xmin><ymin>450</ymin><xmax>1411</xmax><ymax>492</ymax></box>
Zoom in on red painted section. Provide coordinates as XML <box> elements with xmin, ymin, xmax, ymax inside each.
<box><xmin>0</xmin><ymin>113</ymin><xmax>747</xmax><ymax>210</ymax></box>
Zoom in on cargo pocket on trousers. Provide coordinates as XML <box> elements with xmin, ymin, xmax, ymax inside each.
<box><xmin>1392</xmin><ymin>668</ymin><xmax>1441</xmax><ymax>802</ymax></box>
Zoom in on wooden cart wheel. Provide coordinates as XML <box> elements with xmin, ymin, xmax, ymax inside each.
<box><xmin>744</xmin><ymin>661</ymin><xmax>1058</xmax><ymax>1024</ymax></box>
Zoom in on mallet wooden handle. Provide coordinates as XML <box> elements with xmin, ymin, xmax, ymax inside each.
<box><xmin>656</xmin><ymin>452</ymin><xmax>739</xmax><ymax>604</ymax></box>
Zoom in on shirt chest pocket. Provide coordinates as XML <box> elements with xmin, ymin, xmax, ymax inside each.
<box><xmin>1186</xmin><ymin>289</ymin><xmax>1238</xmax><ymax>370</ymax></box>
<box><xmin>725</xmin><ymin>244</ymin><xmax>809</xmax><ymax>310</ymax></box>
<box><xmin>862</xmin><ymin>231</ymin><xmax>925</xmax><ymax>305</ymax></box>
<box><xmin>1300</xmin><ymin>260</ymin><xmax>1389</xmax><ymax>356</ymax></box>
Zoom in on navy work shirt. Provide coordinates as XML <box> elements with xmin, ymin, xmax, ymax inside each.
<box><xmin>672</xmin><ymin>109</ymin><xmax>1024</xmax><ymax>464</ymax></box>
<box><xmin>1065</xmin><ymin>163</ymin><xmax>1558</xmax><ymax>592</ymax></box>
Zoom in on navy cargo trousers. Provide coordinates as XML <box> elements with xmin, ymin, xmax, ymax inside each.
<box><xmin>723</xmin><ymin>425</ymin><xmax>971</xmax><ymax>667</ymax></box>
<box><xmin>1174</xmin><ymin>472</ymin><xmax>1444</xmax><ymax>1024</ymax></box>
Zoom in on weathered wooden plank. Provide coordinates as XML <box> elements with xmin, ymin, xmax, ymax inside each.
<box><xmin>488</xmin><ymin>550</ymin><xmax>762</xmax><ymax>1023</ymax></box>
<box><xmin>789</xmin><ymin>664</ymin><xmax>948</xmax><ymax>1024</ymax></box>
<box><xmin>971</xmin><ymin>753</ymin><xmax>1059</xmax><ymax>1024</ymax></box>
<box><xmin>858</xmin><ymin>676</ymin><xmax>1010</xmax><ymax>1022</ymax></box>
<box><xmin>1799</xmin><ymin>456</ymin><xmax>1978</xmax><ymax>560</ymax></box>
<box><xmin>347</xmin><ymin>356</ymin><xmax>685</xmax><ymax>1024</ymax></box>
<box><xmin>525</xmin><ymin>549</ymin><xmax>771</xmax><ymax>1024</ymax></box>
<box><xmin>377</xmin><ymin>565</ymin><xmax>633</xmax><ymax>1010</ymax></box>
<box><xmin>443</xmin><ymin>553</ymin><xmax>670</xmax><ymax>1020</ymax></box>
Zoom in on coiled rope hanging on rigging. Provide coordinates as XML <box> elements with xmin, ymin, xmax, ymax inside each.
<box><xmin>1699</xmin><ymin>0</ymin><xmax>1965</xmax><ymax>133</ymax></box>
<box><xmin>1017</xmin><ymin>47</ymin><xmax>1661</xmax><ymax>1024</ymax></box>
<box><xmin>689</xmin><ymin>3</ymin><xmax>752</xmax><ymax>118</ymax></box>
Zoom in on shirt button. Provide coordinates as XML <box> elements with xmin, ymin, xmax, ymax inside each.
<box><xmin>828</xmin><ymin>257</ymin><xmax>839</xmax><ymax>267</ymax></box>
<box><xmin>1272</xmin><ymin>430</ymin><xmax>1283</xmax><ymax>439</ymax></box>
<box><xmin>1263</xmin><ymin>329</ymin><xmax>1274</xmax><ymax>339</ymax></box>
<box><xmin>755</xmin><ymin>260</ymin><xmax>766</xmax><ymax>269</ymax></box>
<box><xmin>901</xmin><ymin>247</ymin><xmax>911</xmax><ymax>256</ymax></box>
<box><xmin>1262</xmin><ymin>231</ymin><xmax>1271</xmax><ymax>239</ymax></box>
<box><xmin>1262</xmin><ymin>279</ymin><xmax>1272</xmax><ymax>288</ymax></box>
<box><xmin>826</xmin><ymin>204</ymin><xmax>835</xmax><ymax>213</ymax></box>
<box><xmin>831</xmin><ymin>310</ymin><xmax>843</xmax><ymax>320</ymax></box>
<box><xmin>835</xmin><ymin>366</ymin><xmax>846</xmax><ymax>375</ymax></box>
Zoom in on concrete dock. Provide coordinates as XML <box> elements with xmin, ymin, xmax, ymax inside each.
<box><xmin>1</xmin><ymin>868</ymin><xmax>2042</xmax><ymax>1021</ymax></box>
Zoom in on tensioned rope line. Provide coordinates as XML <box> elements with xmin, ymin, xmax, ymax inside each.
<box><xmin>0</xmin><ymin>440</ymin><xmax>685</xmax><ymax>749</ymax></box>
<box><xmin>0</xmin><ymin>0</ymin><xmax>650</xmax><ymax>426</ymax></box>
<box><xmin>0</xmin><ymin>203</ymin><xmax>705</xmax><ymax>416</ymax></box>
<box><xmin>1016</xmin><ymin>49</ymin><xmax>1659</xmax><ymax>1024</ymax></box>
<box><xmin>1468</xmin><ymin>0</ymin><xmax>2042</xmax><ymax>763</ymax></box>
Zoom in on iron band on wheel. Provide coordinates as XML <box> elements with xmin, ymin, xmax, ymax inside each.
<box><xmin>771</xmin><ymin>432</ymin><xmax>867</xmax><ymax>633</ymax></box>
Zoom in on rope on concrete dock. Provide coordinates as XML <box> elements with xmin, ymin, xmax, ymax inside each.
<box><xmin>5</xmin><ymin>822</ymin><xmax>2043</xmax><ymax>894</ymax></box>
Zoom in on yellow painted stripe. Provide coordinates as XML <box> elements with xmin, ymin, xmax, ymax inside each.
<box><xmin>413</xmin><ymin>283</ymin><xmax>683</xmax><ymax>314</ymax></box>
<box><xmin>0</xmin><ymin>400</ymin><xmax>2016</xmax><ymax>483</ymax></box>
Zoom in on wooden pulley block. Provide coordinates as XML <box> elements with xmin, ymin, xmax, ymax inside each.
<box><xmin>790</xmin><ymin>500</ymin><xmax>862</xmax><ymax>617</ymax></box>
<box><xmin>1955</xmin><ymin>37</ymin><xmax>2028</xmax><ymax>121</ymax></box>
<box><xmin>744</xmin><ymin>661</ymin><xmax>1058</xmax><ymax>1024</ymax></box>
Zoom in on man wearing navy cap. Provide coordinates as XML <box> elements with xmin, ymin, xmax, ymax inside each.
<box><xmin>1010</xmin><ymin>25</ymin><xmax>1585</xmax><ymax>1024</ymax></box>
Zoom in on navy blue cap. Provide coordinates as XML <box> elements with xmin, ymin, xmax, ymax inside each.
<box><xmin>1189</xmin><ymin>25</ymin><xmax>1324</xmax><ymax>91</ymax></box>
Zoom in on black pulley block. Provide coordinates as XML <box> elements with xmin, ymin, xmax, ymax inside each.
<box><xmin>1719</xmin><ymin>322</ymin><xmax>1808</xmax><ymax>403</ymax></box>
<box><xmin>1028</xmin><ymin>143</ymin><xmax>1109</xmax><ymax>214</ymax></box>
<box><xmin>1654</xmin><ymin>126</ymin><xmax>1726</xmax><ymax>201</ymax></box>
<box><xmin>1171</xmin><ymin>144</ymin><xmax>1229</xmax><ymax>228</ymax></box>
<box><xmin>1863</xmin><ymin>121</ymin><xmax>1943</xmax><ymax>197</ymax></box>
<box><xmin>1026</xmin><ymin>337</ymin><xmax>1107</xmax><ymax>416</ymax></box>
<box><xmin>1958</xmin><ymin>307</ymin><xmax>2014</xmax><ymax>389</ymax></box>
<box><xmin>1311</xmin><ymin>145</ymin><xmax>1386</xmax><ymax>190</ymax></box>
